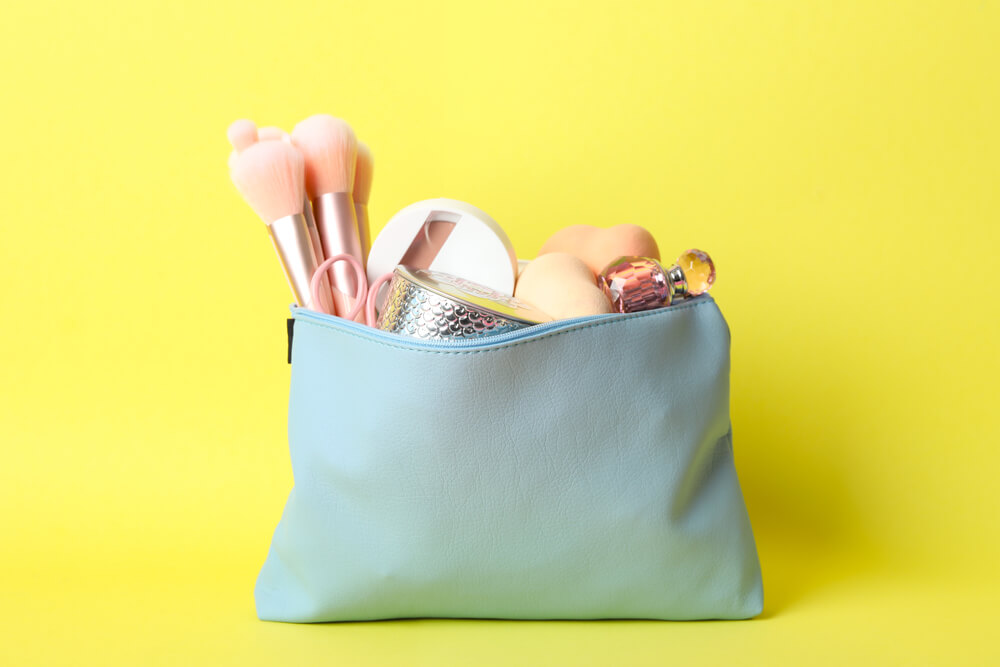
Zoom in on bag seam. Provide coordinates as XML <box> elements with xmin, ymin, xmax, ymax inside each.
<box><xmin>293</xmin><ymin>297</ymin><xmax>719</xmax><ymax>355</ymax></box>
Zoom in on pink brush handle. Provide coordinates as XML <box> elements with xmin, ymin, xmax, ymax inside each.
<box><xmin>310</xmin><ymin>254</ymin><xmax>367</xmax><ymax>321</ymax></box>
<box><xmin>365</xmin><ymin>272</ymin><xmax>395</xmax><ymax>328</ymax></box>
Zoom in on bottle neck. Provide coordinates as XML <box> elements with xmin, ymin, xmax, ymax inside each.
<box><xmin>665</xmin><ymin>263</ymin><xmax>688</xmax><ymax>298</ymax></box>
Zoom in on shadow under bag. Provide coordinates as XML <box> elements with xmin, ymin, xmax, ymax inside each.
<box><xmin>256</xmin><ymin>296</ymin><xmax>763</xmax><ymax>621</ymax></box>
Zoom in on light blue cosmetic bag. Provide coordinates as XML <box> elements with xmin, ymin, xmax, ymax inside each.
<box><xmin>256</xmin><ymin>295</ymin><xmax>763</xmax><ymax>622</ymax></box>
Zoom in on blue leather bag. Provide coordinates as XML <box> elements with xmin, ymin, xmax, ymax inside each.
<box><xmin>256</xmin><ymin>295</ymin><xmax>763</xmax><ymax>621</ymax></box>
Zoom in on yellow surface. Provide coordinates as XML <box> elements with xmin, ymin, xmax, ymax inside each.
<box><xmin>1</xmin><ymin>0</ymin><xmax>998</xmax><ymax>664</ymax></box>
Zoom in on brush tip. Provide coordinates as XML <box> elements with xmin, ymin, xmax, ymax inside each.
<box><xmin>291</xmin><ymin>114</ymin><xmax>358</xmax><ymax>198</ymax></box>
<box><xmin>227</xmin><ymin>123</ymin><xmax>288</xmax><ymax>169</ymax></box>
<box><xmin>353</xmin><ymin>142</ymin><xmax>374</xmax><ymax>205</ymax></box>
<box><xmin>227</xmin><ymin>119</ymin><xmax>258</xmax><ymax>152</ymax></box>
<box><xmin>230</xmin><ymin>140</ymin><xmax>305</xmax><ymax>224</ymax></box>
<box><xmin>257</xmin><ymin>125</ymin><xmax>290</xmax><ymax>142</ymax></box>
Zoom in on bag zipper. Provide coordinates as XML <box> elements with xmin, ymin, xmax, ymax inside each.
<box><xmin>291</xmin><ymin>294</ymin><xmax>712</xmax><ymax>352</ymax></box>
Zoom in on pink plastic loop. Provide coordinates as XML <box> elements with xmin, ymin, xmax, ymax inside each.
<box><xmin>310</xmin><ymin>254</ymin><xmax>368</xmax><ymax>321</ymax></box>
<box><xmin>365</xmin><ymin>272</ymin><xmax>394</xmax><ymax>328</ymax></box>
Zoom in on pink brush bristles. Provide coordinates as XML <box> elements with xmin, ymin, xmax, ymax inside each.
<box><xmin>227</xmin><ymin>119</ymin><xmax>259</xmax><ymax>169</ymax></box>
<box><xmin>227</xmin><ymin>119</ymin><xmax>258</xmax><ymax>152</ymax></box>
<box><xmin>291</xmin><ymin>115</ymin><xmax>358</xmax><ymax>198</ymax></box>
<box><xmin>229</xmin><ymin>140</ymin><xmax>305</xmax><ymax>224</ymax></box>
<box><xmin>227</xmin><ymin>121</ymin><xmax>292</xmax><ymax>168</ymax></box>
<box><xmin>353</xmin><ymin>142</ymin><xmax>373</xmax><ymax>206</ymax></box>
<box><xmin>258</xmin><ymin>126</ymin><xmax>290</xmax><ymax>142</ymax></box>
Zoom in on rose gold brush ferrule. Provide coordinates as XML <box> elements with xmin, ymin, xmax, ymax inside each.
<box><xmin>313</xmin><ymin>191</ymin><xmax>363</xmax><ymax>317</ymax></box>
<box><xmin>302</xmin><ymin>199</ymin><xmax>322</xmax><ymax>263</ymax></box>
<box><xmin>266</xmin><ymin>213</ymin><xmax>324</xmax><ymax>310</ymax></box>
<box><xmin>355</xmin><ymin>202</ymin><xmax>371</xmax><ymax>269</ymax></box>
<box><xmin>303</xmin><ymin>199</ymin><xmax>334</xmax><ymax>304</ymax></box>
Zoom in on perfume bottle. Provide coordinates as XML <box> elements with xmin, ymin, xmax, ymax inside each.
<box><xmin>598</xmin><ymin>249</ymin><xmax>716</xmax><ymax>314</ymax></box>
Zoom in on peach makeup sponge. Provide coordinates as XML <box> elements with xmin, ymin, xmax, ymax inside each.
<box><xmin>538</xmin><ymin>224</ymin><xmax>660</xmax><ymax>276</ymax></box>
<box><xmin>514</xmin><ymin>252</ymin><xmax>612</xmax><ymax>320</ymax></box>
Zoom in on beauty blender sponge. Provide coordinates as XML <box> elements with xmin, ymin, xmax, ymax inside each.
<box><xmin>514</xmin><ymin>252</ymin><xmax>612</xmax><ymax>320</ymax></box>
<box><xmin>538</xmin><ymin>224</ymin><xmax>660</xmax><ymax>276</ymax></box>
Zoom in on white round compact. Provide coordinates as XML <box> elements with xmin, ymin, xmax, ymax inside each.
<box><xmin>366</xmin><ymin>198</ymin><xmax>519</xmax><ymax>296</ymax></box>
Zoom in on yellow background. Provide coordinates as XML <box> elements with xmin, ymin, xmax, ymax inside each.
<box><xmin>1</xmin><ymin>0</ymin><xmax>998</xmax><ymax>663</ymax></box>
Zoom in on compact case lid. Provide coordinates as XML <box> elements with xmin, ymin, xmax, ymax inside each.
<box><xmin>366</xmin><ymin>198</ymin><xmax>519</xmax><ymax>296</ymax></box>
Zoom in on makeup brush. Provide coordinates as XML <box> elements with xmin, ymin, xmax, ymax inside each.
<box><xmin>254</xmin><ymin>126</ymin><xmax>326</xmax><ymax>280</ymax></box>
<box><xmin>227</xmin><ymin>121</ymin><xmax>329</xmax><ymax>302</ymax></box>
<box><xmin>230</xmin><ymin>140</ymin><xmax>327</xmax><ymax>311</ymax></box>
<box><xmin>353</xmin><ymin>141</ymin><xmax>374</xmax><ymax>267</ymax></box>
<box><xmin>291</xmin><ymin>115</ymin><xmax>362</xmax><ymax>318</ymax></box>
<box><xmin>258</xmin><ymin>126</ymin><xmax>327</xmax><ymax>299</ymax></box>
